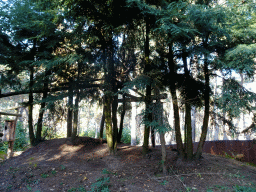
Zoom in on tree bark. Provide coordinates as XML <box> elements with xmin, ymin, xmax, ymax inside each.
<box><xmin>168</xmin><ymin>44</ymin><xmax>184</xmax><ymax>158</ymax></box>
<box><xmin>155</xmin><ymin>87</ymin><xmax>167</xmax><ymax>174</ymax></box>
<box><xmin>72</xmin><ymin>91</ymin><xmax>80</xmax><ymax>141</ymax></box>
<box><xmin>112</xmin><ymin>94</ymin><xmax>118</xmax><ymax>151</ymax></box>
<box><xmin>183</xmin><ymin>50</ymin><xmax>193</xmax><ymax>160</ymax></box>
<box><xmin>185</xmin><ymin>103</ymin><xmax>193</xmax><ymax>160</ymax></box>
<box><xmin>104</xmin><ymin>29</ymin><xmax>117</xmax><ymax>154</ymax></box>
<box><xmin>143</xmin><ymin>85</ymin><xmax>152</xmax><ymax>155</ymax></box>
<box><xmin>67</xmin><ymin>80</ymin><xmax>73</xmax><ymax>138</ymax></box>
<box><xmin>99</xmin><ymin>104</ymin><xmax>106</xmax><ymax>140</ymax></box>
<box><xmin>72</xmin><ymin>63</ymin><xmax>81</xmax><ymax>142</ymax></box>
<box><xmin>143</xmin><ymin>14</ymin><xmax>152</xmax><ymax>156</ymax></box>
<box><xmin>104</xmin><ymin>95</ymin><xmax>114</xmax><ymax>153</ymax></box>
<box><xmin>195</xmin><ymin>60</ymin><xmax>210</xmax><ymax>159</ymax></box>
<box><xmin>160</xmin><ymin>132</ymin><xmax>167</xmax><ymax>174</ymax></box>
<box><xmin>28</xmin><ymin>67</ymin><xmax>35</xmax><ymax>145</ymax></box>
<box><xmin>36</xmin><ymin>70</ymin><xmax>50</xmax><ymax>142</ymax></box>
<box><xmin>117</xmin><ymin>94</ymin><xmax>126</xmax><ymax>143</ymax></box>
<box><xmin>151</xmin><ymin>127</ymin><xmax>155</xmax><ymax>148</ymax></box>
<box><xmin>131</xmin><ymin>101</ymin><xmax>137</xmax><ymax>146</ymax></box>
<box><xmin>36</xmin><ymin>92</ymin><xmax>47</xmax><ymax>142</ymax></box>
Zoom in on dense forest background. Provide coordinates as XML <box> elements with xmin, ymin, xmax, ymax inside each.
<box><xmin>1</xmin><ymin>0</ymin><xmax>256</xmax><ymax>162</ymax></box>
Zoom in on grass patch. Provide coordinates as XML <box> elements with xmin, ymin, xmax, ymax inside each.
<box><xmin>102</xmin><ymin>168</ymin><xmax>116</xmax><ymax>175</ymax></box>
<box><xmin>41</xmin><ymin>173</ymin><xmax>49</xmax><ymax>178</ymax></box>
<box><xmin>68</xmin><ymin>186</ymin><xmax>86</xmax><ymax>192</ymax></box>
<box><xmin>233</xmin><ymin>185</ymin><xmax>256</xmax><ymax>192</ymax></box>
<box><xmin>89</xmin><ymin>177</ymin><xmax>110</xmax><ymax>192</ymax></box>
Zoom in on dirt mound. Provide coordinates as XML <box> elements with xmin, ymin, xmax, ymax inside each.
<box><xmin>0</xmin><ymin>137</ymin><xmax>256</xmax><ymax>192</ymax></box>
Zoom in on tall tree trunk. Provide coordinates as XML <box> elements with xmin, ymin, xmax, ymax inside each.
<box><xmin>36</xmin><ymin>92</ymin><xmax>47</xmax><ymax>142</ymax></box>
<box><xmin>72</xmin><ymin>63</ymin><xmax>81</xmax><ymax>142</ymax></box>
<box><xmin>183</xmin><ymin>50</ymin><xmax>193</xmax><ymax>160</ymax></box>
<box><xmin>72</xmin><ymin>92</ymin><xmax>80</xmax><ymax>141</ymax></box>
<box><xmin>100</xmin><ymin>46</ymin><xmax>107</xmax><ymax>141</ymax></box>
<box><xmin>67</xmin><ymin>80</ymin><xmax>73</xmax><ymax>137</ymax></box>
<box><xmin>185</xmin><ymin>103</ymin><xmax>193</xmax><ymax>160</ymax></box>
<box><xmin>155</xmin><ymin>87</ymin><xmax>167</xmax><ymax>174</ymax></box>
<box><xmin>99</xmin><ymin>104</ymin><xmax>106</xmax><ymax>140</ymax></box>
<box><xmin>143</xmin><ymin>15</ymin><xmax>152</xmax><ymax>155</ymax></box>
<box><xmin>168</xmin><ymin>44</ymin><xmax>184</xmax><ymax>158</ymax></box>
<box><xmin>112</xmin><ymin>94</ymin><xmax>118</xmax><ymax>151</ymax></box>
<box><xmin>104</xmin><ymin>30</ymin><xmax>117</xmax><ymax>154</ymax></box>
<box><xmin>36</xmin><ymin>71</ymin><xmax>49</xmax><ymax>142</ymax></box>
<box><xmin>192</xmin><ymin>107</ymin><xmax>196</xmax><ymax>142</ymax></box>
<box><xmin>0</xmin><ymin>87</ymin><xmax>1</xmax><ymax>132</ymax></box>
<box><xmin>131</xmin><ymin>101</ymin><xmax>137</xmax><ymax>146</ymax></box>
<box><xmin>104</xmin><ymin>95</ymin><xmax>114</xmax><ymax>153</ymax></box>
<box><xmin>151</xmin><ymin>127</ymin><xmax>155</xmax><ymax>148</ymax></box>
<box><xmin>160</xmin><ymin>131</ymin><xmax>167</xmax><ymax>174</ymax></box>
<box><xmin>143</xmin><ymin>85</ymin><xmax>152</xmax><ymax>155</ymax></box>
<box><xmin>117</xmin><ymin>94</ymin><xmax>126</xmax><ymax>143</ymax></box>
<box><xmin>195</xmin><ymin>60</ymin><xmax>210</xmax><ymax>159</ymax></box>
<box><xmin>103</xmin><ymin>43</ymin><xmax>114</xmax><ymax>153</ymax></box>
<box><xmin>28</xmin><ymin>67</ymin><xmax>35</xmax><ymax>145</ymax></box>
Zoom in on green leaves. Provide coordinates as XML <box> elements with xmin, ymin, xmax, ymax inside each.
<box><xmin>0</xmin><ymin>151</ymin><xmax>7</xmax><ymax>160</ymax></box>
<box><xmin>225</xmin><ymin>44</ymin><xmax>256</xmax><ymax>77</ymax></box>
<box><xmin>123</xmin><ymin>75</ymin><xmax>152</xmax><ymax>93</ymax></box>
<box><xmin>216</xmin><ymin>78</ymin><xmax>256</xmax><ymax>118</ymax></box>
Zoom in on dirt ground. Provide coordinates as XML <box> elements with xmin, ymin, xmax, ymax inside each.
<box><xmin>0</xmin><ymin>137</ymin><xmax>256</xmax><ymax>192</ymax></box>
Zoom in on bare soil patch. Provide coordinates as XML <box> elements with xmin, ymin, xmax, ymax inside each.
<box><xmin>0</xmin><ymin>137</ymin><xmax>256</xmax><ymax>192</ymax></box>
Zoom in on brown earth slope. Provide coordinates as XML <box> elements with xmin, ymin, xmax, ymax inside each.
<box><xmin>0</xmin><ymin>137</ymin><xmax>256</xmax><ymax>192</ymax></box>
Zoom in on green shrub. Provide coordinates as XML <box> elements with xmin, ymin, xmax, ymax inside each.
<box><xmin>14</xmin><ymin>121</ymin><xmax>29</xmax><ymax>151</ymax></box>
<box><xmin>121</xmin><ymin>127</ymin><xmax>131</xmax><ymax>144</ymax></box>
<box><xmin>42</xmin><ymin>125</ymin><xmax>60</xmax><ymax>140</ymax></box>
<box><xmin>81</xmin><ymin>129</ymin><xmax>96</xmax><ymax>138</ymax></box>
<box><xmin>234</xmin><ymin>185</ymin><xmax>256</xmax><ymax>192</ymax></box>
<box><xmin>89</xmin><ymin>177</ymin><xmax>110</xmax><ymax>192</ymax></box>
<box><xmin>0</xmin><ymin>151</ymin><xmax>7</xmax><ymax>160</ymax></box>
<box><xmin>0</xmin><ymin>142</ymin><xmax>8</xmax><ymax>153</ymax></box>
<box><xmin>81</xmin><ymin>129</ymin><xmax>107</xmax><ymax>139</ymax></box>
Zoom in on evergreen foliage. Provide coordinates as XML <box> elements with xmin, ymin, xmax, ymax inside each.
<box><xmin>1</xmin><ymin>0</ymin><xmax>256</xmax><ymax>161</ymax></box>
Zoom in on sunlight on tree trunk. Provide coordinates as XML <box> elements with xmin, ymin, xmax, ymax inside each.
<box><xmin>99</xmin><ymin>105</ymin><xmax>106</xmax><ymax>140</ymax></box>
<box><xmin>131</xmin><ymin>101</ymin><xmax>137</xmax><ymax>146</ymax></box>
<box><xmin>28</xmin><ymin>67</ymin><xmax>35</xmax><ymax>145</ymax></box>
<box><xmin>104</xmin><ymin>96</ymin><xmax>114</xmax><ymax>154</ymax></box>
<box><xmin>118</xmin><ymin>94</ymin><xmax>126</xmax><ymax>143</ymax></box>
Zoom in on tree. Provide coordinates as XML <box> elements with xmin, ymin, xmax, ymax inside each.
<box><xmin>0</xmin><ymin>0</ymin><xmax>66</xmax><ymax>145</ymax></box>
<box><xmin>1</xmin><ymin>0</ymin><xmax>256</xmax><ymax>161</ymax></box>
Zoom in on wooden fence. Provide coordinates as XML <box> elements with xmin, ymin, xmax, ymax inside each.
<box><xmin>170</xmin><ymin>140</ymin><xmax>256</xmax><ymax>164</ymax></box>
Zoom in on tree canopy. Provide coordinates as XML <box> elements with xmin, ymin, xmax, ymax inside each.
<box><xmin>1</xmin><ymin>0</ymin><xmax>256</xmax><ymax>161</ymax></box>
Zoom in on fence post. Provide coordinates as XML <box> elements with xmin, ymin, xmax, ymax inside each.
<box><xmin>3</xmin><ymin>120</ymin><xmax>16</xmax><ymax>159</ymax></box>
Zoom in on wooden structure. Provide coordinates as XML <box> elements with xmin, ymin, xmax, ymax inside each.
<box><xmin>3</xmin><ymin>120</ymin><xmax>16</xmax><ymax>141</ymax></box>
<box><xmin>0</xmin><ymin>111</ymin><xmax>21</xmax><ymax>159</ymax></box>
<box><xmin>169</xmin><ymin>140</ymin><xmax>256</xmax><ymax>165</ymax></box>
<box><xmin>122</xmin><ymin>90</ymin><xmax>167</xmax><ymax>146</ymax></box>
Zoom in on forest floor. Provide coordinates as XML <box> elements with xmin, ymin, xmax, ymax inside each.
<box><xmin>0</xmin><ymin>137</ymin><xmax>256</xmax><ymax>192</ymax></box>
